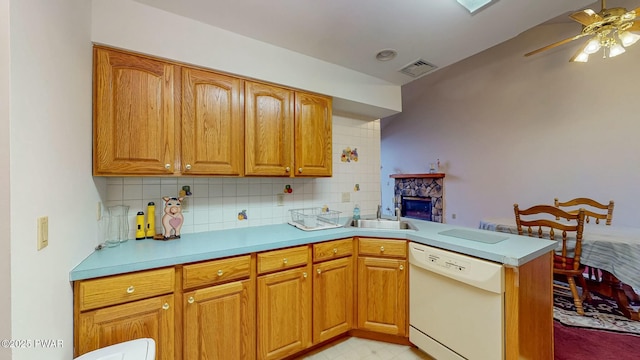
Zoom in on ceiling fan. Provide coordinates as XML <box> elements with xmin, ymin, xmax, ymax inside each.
<box><xmin>525</xmin><ymin>0</ymin><xmax>640</xmax><ymax>61</ymax></box>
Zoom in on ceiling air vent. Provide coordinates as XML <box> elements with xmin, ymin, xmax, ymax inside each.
<box><xmin>399</xmin><ymin>59</ymin><xmax>437</xmax><ymax>78</ymax></box>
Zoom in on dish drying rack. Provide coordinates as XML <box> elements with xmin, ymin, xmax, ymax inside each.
<box><xmin>288</xmin><ymin>207</ymin><xmax>342</xmax><ymax>231</ymax></box>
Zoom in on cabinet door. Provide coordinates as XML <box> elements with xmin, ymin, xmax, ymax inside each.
<box><xmin>357</xmin><ymin>257</ymin><xmax>407</xmax><ymax>336</ymax></box>
<box><xmin>245</xmin><ymin>81</ymin><xmax>294</xmax><ymax>176</ymax></box>
<box><xmin>93</xmin><ymin>47</ymin><xmax>178</xmax><ymax>175</ymax></box>
<box><xmin>182</xmin><ymin>67</ymin><xmax>244</xmax><ymax>175</ymax></box>
<box><xmin>76</xmin><ymin>294</ymin><xmax>175</xmax><ymax>360</ymax></box>
<box><xmin>294</xmin><ymin>92</ymin><xmax>332</xmax><ymax>177</ymax></box>
<box><xmin>313</xmin><ymin>256</ymin><xmax>353</xmax><ymax>343</ymax></box>
<box><xmin>184</xmin><ymin>279</ymin><xmax>255</xmax><ymax>360</ymax></box>
<box><xmin>257</xmin><ymin>266</ymin><xmax>311</xmax><ymax>360</ymax></box>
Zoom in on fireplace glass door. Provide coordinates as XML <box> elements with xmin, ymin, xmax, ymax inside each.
<box><xmin>401</xmin><ymin>196</ymin><xmax>432</xmax><ymax>221</ymax></box>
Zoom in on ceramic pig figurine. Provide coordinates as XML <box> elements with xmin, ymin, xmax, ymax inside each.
<box><xmin>162</xmin><ymin>196</ymin><xmax>184</xmax><ymax>240</ymax></box>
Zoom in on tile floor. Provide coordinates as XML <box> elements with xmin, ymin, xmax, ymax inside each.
<box><xmin>295</xmin><ymin>337</ymin><xmax>434</xmax><ymax>360</ymax></box>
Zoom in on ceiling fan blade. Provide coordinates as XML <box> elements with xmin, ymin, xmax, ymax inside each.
<box><xmin>524</xmin><ymin>33</ymin><xmax>588</xmax><ymax>57</ymax></box>
<box><xmin>569</xmin><ymin>9</ymin><xmax>602</xmax><ymax>25</ymax></box>
<box><xmin>628</xmin><ymin>20</ymin><xmax>640</xmax><ymax>32</ymax></box>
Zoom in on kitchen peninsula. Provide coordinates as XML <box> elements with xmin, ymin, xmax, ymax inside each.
<box><xmin>71</xmin><ymin>218</ymin><xmax>557</xmax><ymax>360</ymax></box>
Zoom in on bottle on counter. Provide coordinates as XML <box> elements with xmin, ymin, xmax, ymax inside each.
<box><xmin>353</xmin><ymin>204</ymin><xmax>361</xmax><ymax>220</ymax></box>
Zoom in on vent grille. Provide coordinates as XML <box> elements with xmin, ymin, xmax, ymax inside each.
<box><xmin>399</xmin><ymin>59</ymin><xmax>437</xmax><ymax>78</ymax></box>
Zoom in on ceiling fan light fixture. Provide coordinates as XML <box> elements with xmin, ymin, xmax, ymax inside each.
<box><xmin>583</xmin><ymin>38</ymin><xmax>602</xmax><ymax>54</ymax></box>
<box><xmin>608</xmin><ymin>42</ymin><xmax>626</xmax><ymax>57</ymax></box>
<box><xmin>570</xmin><ymin>51</ymin><xmax>589</xmax><ymax>63</ymax></box>
<box><xmin>619</xmin><ymin>31</ymin><xmax>640</xmax><ymax>47</ymax></box>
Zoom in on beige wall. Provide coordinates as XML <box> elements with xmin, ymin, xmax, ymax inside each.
<box><xmin>381</xmin><ymin>21</ymin><xmax>640</xmax><ymax>228</ymax></box>
<box><xmin>9</xmin><ymin>0</ymin><xmax>95</xmax><ymax>359</ymax></box>
<box><xmin>1</xmin><ymin>0</ymin><xmax>11</xmax><ymax>358</ymax></box>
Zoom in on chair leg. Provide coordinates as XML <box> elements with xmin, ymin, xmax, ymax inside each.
<box><xmin>578</xmin><ymin>272</ymin><xmax>592</xmax><ymax>302</ymax></box>
<box><xmin>567</xmin><ymin>276</ymin><xmax>585</xmax><ymax>315</ymax></box>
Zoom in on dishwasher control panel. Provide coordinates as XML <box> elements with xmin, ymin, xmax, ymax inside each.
<box><xmin>409</xmin><ymin>241</ymin><xmax>504</xmax><ymax>293</ymax></box>
<box><xmin>427</xmin><ymin>253</ymin><xmax>470</xmax><ymax>273</ymax></box>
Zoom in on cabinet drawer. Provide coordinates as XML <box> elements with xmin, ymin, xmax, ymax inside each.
<box><xmin>78</xmin><ymin>267</ymin><xmax>175</xmax><ymax>311</ymax></box>
<box><xmin>258</xmin><ymin>245</ymin><xmax>310</xmax><ymax>274</ymax></box>
<box><xmin>183</xmin><ymin>254</ymin><xmax>251</xmax><ymax>290</ymax></box>
<box><xmin>313</xmin><ymin>238</ymin><xmax>353</xmax><ymax>262</ymax></box>
<box><xmin>358</xmin><ymin>238</ymin><xmax>406</xmax><ymax>258</ymax></box>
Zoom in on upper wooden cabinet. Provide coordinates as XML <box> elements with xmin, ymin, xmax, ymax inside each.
<box><xmin>93</xmin><ymin>46</ymin><xmax>332</xmax><ymax>177</ymax></box>
<box><xmin>245</xmin><ymin>81</ymin><xmax>294</xmax><ymax>176</ymax></box>
<box><xmin>93</xmin><ymin>47</ymin><xmax>178</xmax><ymax>175</ymax></box>
<box><xmin>294</xmin><ymin>92</ymin><xmax>332</xmax><ymax>177</ymax></box>
<box><xmin>181</xmin><ymin>67</ymin><xmax>244</xmax><ymax>176</ymax></box>
<box><xmin>245</xmin><ymin>81</ymin><xmax>332</xmax><ymax>177</ymax></box>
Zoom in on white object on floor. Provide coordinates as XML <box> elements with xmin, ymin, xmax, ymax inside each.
<box><xmin>74</xmin><ymin>338</ymin><xmax>155</xmax><ymax>360</ymax></box>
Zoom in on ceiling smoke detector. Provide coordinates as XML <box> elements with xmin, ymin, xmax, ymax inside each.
<box><xmin>399</xmin><ymin>59</ymin><xmax>437</xmax><ymax>78</ymax></box>
<box><xmin>376</xmin><ymin>49</ymin><xmax>398</xmax><ymax>61</ymax></box>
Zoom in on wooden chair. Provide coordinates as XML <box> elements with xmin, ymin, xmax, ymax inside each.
<box><xmin>554</xmin><ymin>197</ymin><xmax>614</xmax><ymax>225</ymax></box>
<box><xmin>514</xmin><ymin>204</ymin><xmax>590</xmax><ymax>315</ymax></box>
<box><xmin>554</xmin><ymin>197</ymin><xmax>614</xmax><ymax>281</ymax></box>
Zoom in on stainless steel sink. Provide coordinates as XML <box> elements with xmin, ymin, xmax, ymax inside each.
<box><xmin>348</xmin><ymin>218</ymin><xmax>417</xmax><ymax>230</ymax></box>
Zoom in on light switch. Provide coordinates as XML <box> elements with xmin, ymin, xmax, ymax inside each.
<box><xmin>37</xmin><ymin>216</ymin><xmax>49</xmax><ymax>250</ymax></box>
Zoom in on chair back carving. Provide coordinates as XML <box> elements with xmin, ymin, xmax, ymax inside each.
<box><xmin>514</xmin><ymin>204</ymin><xmax>586</xmax><ymax>270</ymax></box>
<box><xmin>554</xmin><ymin>197</ymin><xmax>614</xmax><ymax>225</ymax></box>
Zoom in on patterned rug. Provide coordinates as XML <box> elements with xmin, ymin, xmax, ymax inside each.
<box><xmin>553</xmin><ymin>286</ymin><xmax>640</xmax><ymax>335</ymax></box>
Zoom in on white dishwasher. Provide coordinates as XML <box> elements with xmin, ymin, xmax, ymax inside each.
<box><xmin>409</xmin><ymin>242</ymin><xmax>504</xmax><ymax>360</ymax></box>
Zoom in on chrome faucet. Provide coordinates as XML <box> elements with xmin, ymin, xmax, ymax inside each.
<box><xmin>376</xmin><ymin>204</ymin><xmax>382</xmax><ymax>220</ymax></box>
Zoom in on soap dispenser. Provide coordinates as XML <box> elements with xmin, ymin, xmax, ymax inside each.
<box><xmin>353</xmin><ymin>204</ymin><xmax>361</xmax><ymax>220</ymax></box>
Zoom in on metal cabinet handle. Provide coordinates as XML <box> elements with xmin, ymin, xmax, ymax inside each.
<box><xmin>380</xmin><ymin>246</ymin><xmax>385</xmax><ymax>252</ymax></box>
<box><xmin>333</xmin><ymin>248</ymin><xmax>338</xmax><ymax>254</ymax></box>
<box><xmin>283</xmin><ymin>258</ymin><xmax>288</xmax><ymax>264</ymax></box>
<box><xmin>126</xmin><ymin>286</ymin><xmax>135</xmax><ymax>294</ymax></box>
<box><xmin>165</xmin><ymin>164</ymin><xmax>171</xmax><ymax>169</ymax></box>
<box><xmin>185</xmin><ymin>164</ymin><xmax>192</xmax><ymax>170</ymax></box>
<box><xmin>285</xmin><ymin>167</ymin><xmax>291</xmax><ymax>172</ymax></box>
<box><xmin>188</xmin><ymin>296</ymin><xmax>194</xmax><ymax>304</ymax></box>
<box><xmin>303</xmin><ymin>272</ymin><xmax>307</xmax><ymax>278</ymax></box>
<box><xmin>399</xmin><ymin>265</ymin><xmax>404</xmax><ymax>271</ymax></box>
<box><xmin>298</xmin><ymin>168</ymin><xmax>303</xmax><ymax>173</ymax></box>
<box><xmin>217</xmin><ymin>269</ymin><xmax>224</xmax><ymax>276</ymax></box>
<box><xmin>162</xmin><ymin>303</ymin><xmax>170</xmax><ymax>310</ymax></box>
<box><xmin>317</xmin><ymin>268</ymin><xmax>322</xmax><ymax>274</ymax></box>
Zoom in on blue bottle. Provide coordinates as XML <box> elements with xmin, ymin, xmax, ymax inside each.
<box><xmin>353</xmin><ymin>204</ymin><xmax>361</xmax><ymax>220</ymax></box>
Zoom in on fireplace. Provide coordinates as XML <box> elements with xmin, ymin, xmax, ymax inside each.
<box><xmin>401</xmin><ymin>196</ymin><xmax>432</xmax><ymax>221</ymax></box>
<box><xmin>390</xmin><ymin>173</ymin><xmax>445</xmax><ymax>223</ymax></box>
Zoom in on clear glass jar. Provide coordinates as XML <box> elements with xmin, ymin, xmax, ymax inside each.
<box><xmin>105</xmin><ymin>205</ymin><xmax>130</xmax><ymax>247</ymax></box>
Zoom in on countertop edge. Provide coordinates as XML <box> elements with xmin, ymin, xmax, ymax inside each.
<box><xmin>70</xmin><ymin>219</ymin><xmax>556</xmax><ymax>281</ymax></box>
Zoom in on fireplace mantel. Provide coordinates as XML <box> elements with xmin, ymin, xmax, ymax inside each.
<box><xmin>390</xmin><ymin>173</ymin><xmax>445</xmax><ymax>179</ymax></box>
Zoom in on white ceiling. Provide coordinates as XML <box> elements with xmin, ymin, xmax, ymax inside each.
<box><xmin>133</xmin><ymin>0</ymin><xmax>638</xmax><ymax>86</ymax></box>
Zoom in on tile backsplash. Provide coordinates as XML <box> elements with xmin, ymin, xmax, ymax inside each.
<box><xmin>102</xmin><ymin>117</ymin><xmax>381</xmax><ymax>240</ymax></box>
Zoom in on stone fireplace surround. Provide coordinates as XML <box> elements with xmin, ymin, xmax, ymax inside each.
<box><xmin>391</xmin><ymin>173</ymin><xmax>445</xmax><ymax>223</ymax></box>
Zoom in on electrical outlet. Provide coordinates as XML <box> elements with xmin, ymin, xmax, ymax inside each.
<box><xmin>37</xmin><ymin>216</ymin><xmax>49</xmax><ymax>250</ymax></box>
<box><xmin>96</xmin><ymin>202</ymin><xmax>102</xmax><ymax>220</ymax></box>
<box><xmin>341</xmin><ymin>192</ymin><xmax>350</xmax><ymax>203</ymax></box>
<box><xmin>452</xmin><ymin>213</ymin><xmax>457</xmax><ymax>220</ymax></box>
<box><xmin>276</xmin><ymin>193</ymin><xmax>285</xmax><ymax>206</ymax></box>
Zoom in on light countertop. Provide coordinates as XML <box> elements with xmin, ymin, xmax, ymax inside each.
<box><xmin>70</xmin><ymin>218</ymin><xmax>557</xmax><ymax>281</ymax></box>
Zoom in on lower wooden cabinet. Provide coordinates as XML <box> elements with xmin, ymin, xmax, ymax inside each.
<box><xmin>76</xmin><ymin>294</ymin><xmax>175</xmax><ymax>360</ymax></box>
<box><xmin>312</xmin><ymin>256</ymin><xmax>354</xmax><ymax>343</ymax></box>
<box><xmin>183</xmin><ymin>279</ymin><xmax>255</xmax><ymax>360</ymax></box>
<box><xmin>257</xmin><ymin>264</ymin><xmax>312</xmax><ymax>360</ymax></box>
<box><xmin>356</xmin><ymin>238</ymin><xmax>408</xmax><ymax>337</ymax></box>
